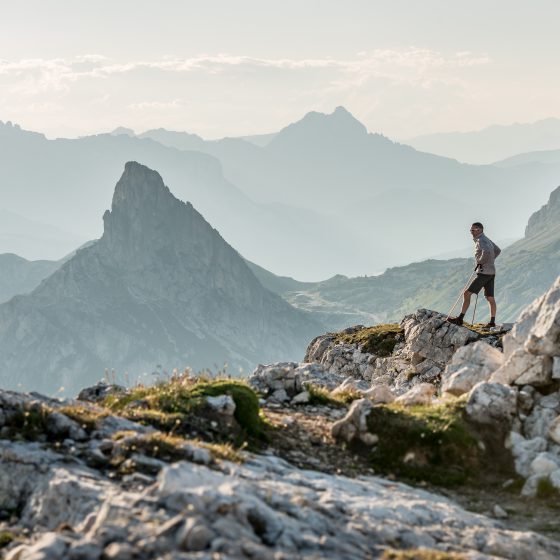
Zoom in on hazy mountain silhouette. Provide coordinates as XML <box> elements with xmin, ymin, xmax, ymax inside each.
<box><xmin>0</xmin><ymin>163</ymin><xmax>322</xmax><ymax>395</ymax></box>
<box><xmin>0</xmin><ymin>254</ymin><xmax>60</xmax><ymax>304</ymax></box>
<box><xmin>138</xmin><ymin>107</ymin><xmax>560</xmax><ymax>271</ymax></box>
<box><xmin>406</xmin><ymin>118</ymin><xmax>560</xmax><ymax>165</ymax></box>
<box><xmin>270</xmin><ymin>185</ymin><xmax>560</xmax><ymax>326</ymax></box>
<box><xmin>0</xmin><ymin>207</ymin><xmax>85</xmax><ymax>260</ymax></box>
<box><xmin>0</xmin><ymin>120</ymin><xmax>364</xmax><ymax>280</ymax></box>
<box><xmin>493</xmin><ymin>149</ymin><xmax>560</xmax><ymax>168</ymax></box>
<box><xmin>3</xmin><ymin>110</ymin><xmax>560</xmax><ymax>279</ymax></box>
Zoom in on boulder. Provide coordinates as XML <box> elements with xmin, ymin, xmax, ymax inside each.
<box><xmin>465</xmin><ymin>383</ymin><xmax>517</xmax><ymax>427</ymax></box>
<box><xmin>524</xmin><ymin>276</ymin><xmax>560</xmax><ymax>356</ymax></box>
<box><xmin>394</xmin><ymin>383</ymin><xmax>436</xmax><ymax>406</ymax></box>
<box><xmin>523</xmin><ymin>405</ymin><xmax>558</xmax><ymax>440</ymax></box>
<box><xmin>505</xmin><ymin>432</ymin><xmax>547</xmax><ymax>478</ymax></box>
<box><xmin>402</xmin><ymin>309</ymin><xmax>479</xmax><ymax>369</ymax></box>
<box><xmin>547</xmin><ymin>415</ymin><xmax>560</xmax><ymax>444</ymax></box>
<box><xmin>442</xmin><ymin>341</ymin><xmax>504</xmax><ymax>396</ymax></box>
<box><xmin>331</xmin><ymin>399</ymin><xmax>375</xmax><ymax>444</ymax></box>
<box><xmin>529</xmin><ymin>452</ymin><xmax>560</xmax><ymax>476</ymax></box>
<box><xmin>490</xmin><ymin>349</ymin><xmax>552</xmax><ymax>387</ymax></box>
<box><xmin>362</xmin><ymin>384</ymin><xmax>395</xmax><ymax>404</ymax></box>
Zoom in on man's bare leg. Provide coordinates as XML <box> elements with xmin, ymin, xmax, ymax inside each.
<box><xmin>486</xmin><ymin>296</ymin><xmax>496</xmax><ymax>322</ymax></box>
<box><xmin>460</xmin><ymin>291</ymin><xmax>473</xmax><ymax>314</ymax></box>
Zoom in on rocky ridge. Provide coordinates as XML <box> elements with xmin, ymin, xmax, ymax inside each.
<box><xmin>2</xmin><ymin>277</ymin><xmax>560</xmax><ymax>558</ymax></box>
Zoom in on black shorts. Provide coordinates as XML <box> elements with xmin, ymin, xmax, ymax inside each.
<box><xmin>468</xmin><ymin>273</ymin><xmax>495</xmax><ymax>297</ymax></box>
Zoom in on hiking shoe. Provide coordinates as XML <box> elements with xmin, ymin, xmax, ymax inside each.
<box><xmin>447</xmin><ymin>316</ymin><xmax>463</xmax><ymax>326</ymax></box>
<box><xmin>483</xmin><ymin>321</ymin><xmax>496</xmax><ymax>329</ymax></box>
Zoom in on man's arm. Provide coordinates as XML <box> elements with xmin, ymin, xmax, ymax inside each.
<box><xmin>493</xmin><ymin>241</ymin><xmax>501</xmax><ymax>258</ymax></box>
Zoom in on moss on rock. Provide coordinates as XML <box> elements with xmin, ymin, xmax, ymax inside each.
<box><xmin>104</xmin><ymin>378</ymin><xmax>265</xmax><ymax>442</ymax></box>
<box><xmin>366</xmin><ymin>401</ymin><xmax>481</xmax><ymax>486</ymax></box>
<box><xmin>334</xmin><ymin>324</ymin><xmax>404</xmax><ymax>356</ymax></box>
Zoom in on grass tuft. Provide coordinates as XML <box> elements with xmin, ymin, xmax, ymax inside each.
<box><xmin>0</xmin><ymin>531</ymin><xmax>14</xmax><ymax>549</ymax></box>
<box><xmin>334</xmin><ymin>324</ymin><xmax>403</xmax><ymax>356</ymax></box>
<box><xmin>536</xmin><ymin>477</ymin><xmax>560</xmax><ymax>500</ymax></box>
<box><xmin>367</xmin><ymin>400</ymin><xmax>480</xmax><ymax>486</ymax></box>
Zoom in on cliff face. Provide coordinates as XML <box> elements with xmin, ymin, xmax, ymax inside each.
<box><xmin>0</xmin><ymin>162</ymin><xmax>320</xmax><ymax>394</ymax></box>
<box><xmin>525</xmin><ymin>184</ymin><xmax>560</xmax><ymax>239</ymax></box>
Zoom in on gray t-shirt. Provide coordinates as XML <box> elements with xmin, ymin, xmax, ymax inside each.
<box><xmin>474</xmin><ymin>233</ymin><xmax>501</xmax><ymax>275</ymax></box>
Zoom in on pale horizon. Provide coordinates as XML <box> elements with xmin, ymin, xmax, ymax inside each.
<box><xmin>2</xmin><ymin>0</ymin><xmax>560</xmax><ymax>140</ymax></box>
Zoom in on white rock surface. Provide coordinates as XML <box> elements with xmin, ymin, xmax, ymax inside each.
<box><xmin>394</xmin><ymin>383</ymin><xmax>436</xmax><ymax>406</ymax></box>
<box><xmin>465</xmin><ymin>383</ymin><xmax>517</xmax><ymax>427</ymax></box>
<box><xmin>548</xmin><ymin>415</ymin><xmax>560</xmax><ymax>444</ymax></box>
<box><xmin>442</xmin><ymin>341</ymin><xmax>504</xmax><ymax>396</ymax></box>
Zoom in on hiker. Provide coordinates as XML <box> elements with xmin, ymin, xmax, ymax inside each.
<box><xmin>448</xmin><ymin>222</ymin><xmax>501</xmax><ymax>328</ymax></box>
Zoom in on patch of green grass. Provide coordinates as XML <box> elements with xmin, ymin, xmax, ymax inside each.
<box><xmin>367</xmin><ymin>401</ymin><xmax>481</xmax><ymax>486</ymax></box>
<box><xmin>189</xmin><ymin>381</ymin><xmax>264</xmax><ymax>438</ymax></box>
<box><xmin>382</xmin><ymin>549</ymin><xmax>466</xmax><ymax>560</ymax></box>
<box><xmin>58</xmin><ymin>405</ymin><xmax>107</xmax><ymax>431</ymax></box>
<box><xmin>104</xmin><ymin>378</ymin><xmax>265</xmax><ymax>441</ymax></box>
<box><xmin>0</xmin><ymin>531</ymin><xmax>14</xmax><ymax>549</ymax></box>
<box><xmin>306</xmin><ymin>384</ymin><xmax>349</xmax><ymax>408</ymax></box>
<box><xmin>334</xmin><ymin>324</ymin><xmax>404</xmax><ymax>357</ymax></box>
<box><xmin>536</xmin><ymin>477</ymin><xmax>560</xmax><ymax>500</ymax></box>
<box><xmin>5</xmin><ymin>406</ymin><xmax>50</xmax><ymax>441</ymax></box>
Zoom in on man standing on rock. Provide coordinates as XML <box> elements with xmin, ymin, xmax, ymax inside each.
<box><xmin>448</xmin><ymin>222</ymin><xmax>501</xmax><ymax>328</ymax></box>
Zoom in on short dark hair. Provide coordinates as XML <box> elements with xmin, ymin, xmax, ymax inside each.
<box><xmin>472</xmin><ymin>222</ymin><xmax>484</xmax><ymax>230</ymax></box>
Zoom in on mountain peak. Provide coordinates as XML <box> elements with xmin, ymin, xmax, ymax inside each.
<box><xmin>270</xmin><ymin>107</ymin><xmax>367</xmax><ymax>149</ymax></box>
<box><xmin>101</xmin><ymin>162</ymin><xmax>200</xmax><ymax>262</ymax></box>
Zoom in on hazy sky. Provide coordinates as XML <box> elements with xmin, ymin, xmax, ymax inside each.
<box><xmin>2</xmin><ymin>0</ymin><xmax>559</xmax><ymax>139</ymax></box>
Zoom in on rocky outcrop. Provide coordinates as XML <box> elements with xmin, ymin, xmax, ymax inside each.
<box><xmin>0</xmin><ymin>162</ymin><xmax>321</xmax><ymax>394</ymax></box>
<box><xmin>303</xmin><ymin>309</ymin><xmax>507</xmax><ymax>396</ymax></box>
<box><xmin>2</xmin><ymin>388</ymin><xmax>560</xmax><ymax>559</ymax></box>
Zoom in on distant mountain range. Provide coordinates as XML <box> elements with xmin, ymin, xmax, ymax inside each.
<box><xmin>137</xmin><ymin>108</ymin><xmax>560</xmax><ymax>272</ymax></box>
<box><xmin>2</xmin><ymin>108</ymin><xmax>560</xmax><ymax>279</ymax></box>
<box><xmin>0</xmin><ymin>163</ymin><xmax>321</xmax><ymax>395</ymax></box>
<box><xmin>405</xmin><ymin>118</ymin><xmax>560</xmax><ymax>165</ymax></box>
<box><xmin>251</xmin><ymin>183</ymin><xmax>560</xmax><ymax>326</ymax></box>
<box><xmin>0</xmin><ymin>208</ymin><xmax>85</xmax><ymax>260</ymax></box>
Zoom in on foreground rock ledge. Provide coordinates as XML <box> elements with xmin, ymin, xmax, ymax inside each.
<box><xmin>1</xmin><ymin>422</ymin><xmax>560</xmax><ymax>559</ymax></box>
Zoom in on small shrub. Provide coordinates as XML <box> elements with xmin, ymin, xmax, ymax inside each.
<box><xmin>536</xmin><ymin>477</ymin><xmax>560</xmax><ymax>500</ymax></box>
<box><xmin>104</xmin><ymin>378</ymin><xmax>265</xmax><ymax>442</ymax></box>
<box><xmin>307</xmin><ymin>384</ymin><xmax>341</xmax><ymax>407</ymax></box>
<box><xmin>367</xmin><ymin>401</ymin><xmax>480</xmax><ymax>486</ymax></box>
<box><xmin>0</xmin><ymin>531</ymin><xmax>14</xmax><ymax>549</ymax></box>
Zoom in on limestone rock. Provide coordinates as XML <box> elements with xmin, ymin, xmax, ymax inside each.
<box><xmin>248</xmin><ymin>362</ymin><xmax>345</xmax><ymax>397</ymax></box>
<box><xmin>291</xmin><ymin>391</ymin><xmax>310</xmax><ymax>405</ymax></box>
<box><xmin>205</xmin><ymin>395</ymin><xmax>236</xmax><ymax>417</ymax></box>
<box><xmin>77</xmin><ymin>382</ymin><xmax>126</xmax><ymax>403</ymax></box>
<box><xmin>506</xmin><ymin>432</ymin><xmax>548</xmax><ymax>478</ymax></box>
<box><xmin>442</xmin><ymin>341</ymin><xmax>504</xmax><ymax>396</ymax></box>
<box><xmin>547</xmin><ymin>415</ymin><xmax>560</xmax><ymax>444</ymax></box>
<box><xmin>394</xmin><ymin>383</ymin><xmax>436</xmax><ymax>406</ymax></box>
<box><xmin>490</xmin><ymin>349</ymin><xmax>552</xmax><ymax>386</ymax></box>
<box><xmin>362</xmin><ymin>384</ymin><xmax>395</xmax><ymax>404</ymax></box>
<box><xmin>524</xmin><ymin>276</ymin><xmax>560</xmax><ymax>356</ymax></box>
<box><xmin>465</xmin><ymin>383</ymin><xmax>517</xmax><ymax>427</ymax></box>
<box><xmin>402</xmin><ymin>309</ymin><xmax>479</xmax><ymax>369</ymax></box>
<box><xmin>331</xmin><ymin>399</ymin><xmax>375</xmax><ymax>444</ymax></box>
<box><xmin>529</xmin><ymin>452</ymin><xmax>560</xmax><ymax>476</ymax></box>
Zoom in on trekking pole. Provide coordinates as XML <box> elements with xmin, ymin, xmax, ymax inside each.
<box><xmin>446</xmin><ymin>270</ymin><xmax>477</xmax><ymax>320</ymax></box>
<box><xmin>471</xmin><ymin>292</ymin><xmax>479</xmax><ymax>326</ymax></box>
